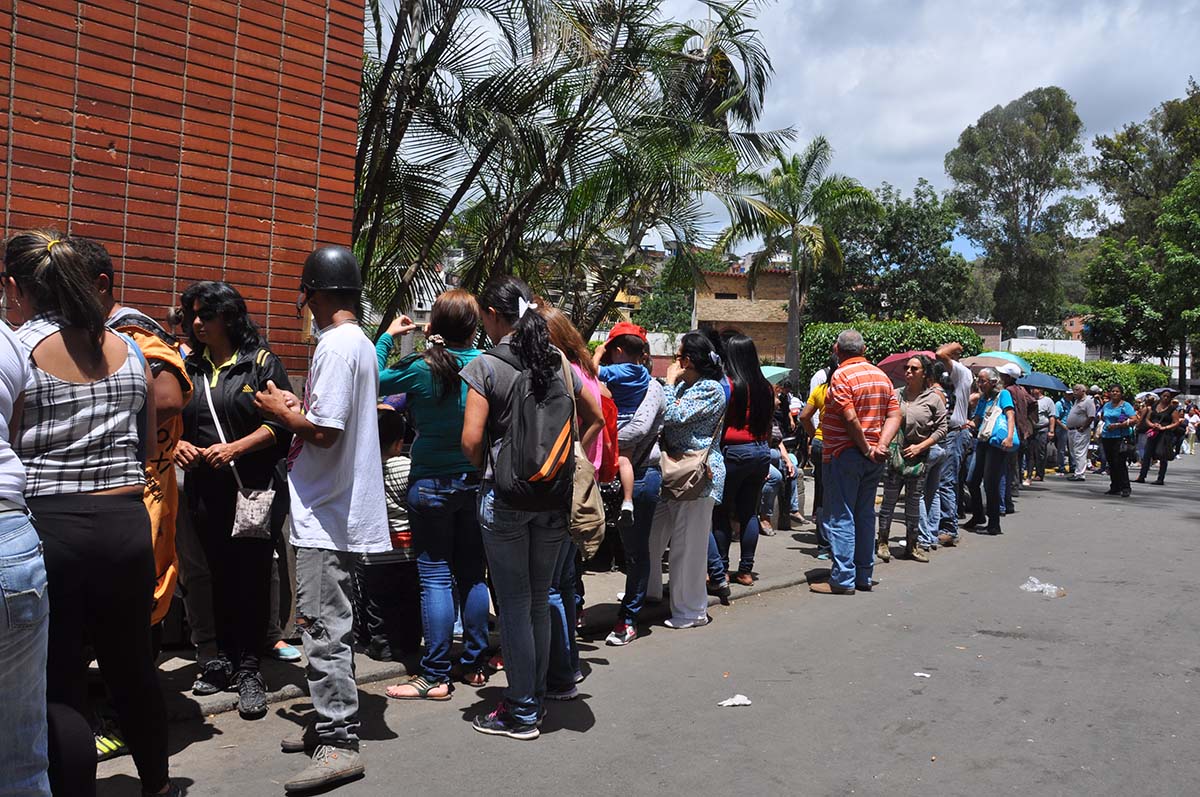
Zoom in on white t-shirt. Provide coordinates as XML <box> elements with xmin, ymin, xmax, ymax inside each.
<box><xmin>0</xmin><ymin>325</ymin><xmax>30</xmax><ymax>503</ymax></box>
<box><xmin>948</xmin><ymin>360</ymin><xmax>974</xmax><ymax>429</ymax></box>
<box><xmin>288</xmin><ymin>322</ymin><xmax>389</xmax><ymax>553</ymax></box>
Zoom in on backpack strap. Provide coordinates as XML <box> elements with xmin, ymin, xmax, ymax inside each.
<box><xmin>107</xmin><ymin>308</ymin><xmax>178</xmax><ymax>347</ymax></box>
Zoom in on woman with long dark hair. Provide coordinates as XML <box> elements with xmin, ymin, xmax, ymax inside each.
<box><xmin>712</xmin><ymin>334</ymin><xmax>773</xmax><ymax>586</ymax></box>
<box><xmin>1135</xmin><ymin>388</ymin><xmax>1183</xmax><ymax>485</ymax></box>
<box><xmin>376</xmin><ymin>289</ymin><xmax>491</xmax><ymax>699</ymax></box>
<box><xmin>176</xmin><ymin>281</ymin><xmax>293</xmax><ymax>719</ymax></box>
<box><xmin>646</xmin><ymin>331</ymin><xmax>727</xmax><ymax>628</ymax></box>
<box><xmin>3</xmin><ymin>231</ymin><xmax>179</xmax><ymax>795</ymax></box>
<box><xmin>876</xmin><ymin>356</ymin><xmax>947</xmax><ymax>562</ymax></box>
<box><xmin>460</xmin><ymin>276</ymin><xmax>603</xmax><ymax>739</ymax></box>
<box><xmin>540</xmin><ymin>305</ymin><xmax>603</xmax><ymax>698</ymax></box>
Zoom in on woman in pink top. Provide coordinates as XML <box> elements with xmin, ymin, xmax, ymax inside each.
<box><xmin>540</xmin><ymin>306</ymin><xmax>598</xmax><ymax>696</ymax></box>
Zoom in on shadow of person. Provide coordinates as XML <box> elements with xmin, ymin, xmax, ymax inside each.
<box><xmin>98</xmin><ymin>775</ymin><xmax>196</xmax><ymax>796</ymax></box>
<box><xmin>356</xmin><ymin>689</ymin><xmax>399</xmax><ymax>742</ymax></box>
<box><xmin>457</xmin><ymin>685</ymin><xmax>597</xmax><ymax>734</ymax></box>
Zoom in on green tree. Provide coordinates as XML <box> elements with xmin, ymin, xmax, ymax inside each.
<box><xmin>945</xmin><ymin>86</ymin><xmax>1088</xmax><ymax>334</ymax></box>
<box><xmin>798</xmin><ymin>320</ymin><xmax>983</xmax><ymax>385</ymax></box>
<box><xmin>1090</xmin><ymin>79</ymin><xmax>1200</xmax><ymax>243</ymax></box>
<box><xmin>719</xmin><ymin>137</ymin><xmax>880</xmax><ymax>381</ymax></box>
<box><xmin>828</xmin><ymin>179</ymin><xmax>970</xmax><ymax>321</ymax></box>
<box><xmin>1082</xmin><ymin>237</ymin><xmax>1171</xmax><ymax>359</ymax></box>
<box><xmin>631</xmin><ymin>285</ymin><xmax>694</xmax><ymax>333</ymax></box>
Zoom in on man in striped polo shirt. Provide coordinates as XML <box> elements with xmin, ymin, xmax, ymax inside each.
<box><xmin>810</xmin><ymin>330</ymin><xmax>901</xmax><ymax>595</ymax></box>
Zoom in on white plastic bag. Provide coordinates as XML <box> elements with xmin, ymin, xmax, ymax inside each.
<box><xmin>1019</xmin><ymin>576</ymin><xmax>1066</xmax><ymax>598</ymax></box>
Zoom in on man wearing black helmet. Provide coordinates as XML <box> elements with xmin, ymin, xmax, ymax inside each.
<box><xmin>254</xmin><ymin>246</ymin><xmax>388</xmax><ymax>794</ymax></box>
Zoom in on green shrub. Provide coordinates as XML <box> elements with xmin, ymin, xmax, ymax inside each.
<box><xmin>1020</xmin><ymin>351</ymin><xmax>1169</xmax><ymax>396</ymax></box>
<box><xmin>799</xmin><ymin>321</ymin><xmax>984</xmax><ymax>385</ymax></box>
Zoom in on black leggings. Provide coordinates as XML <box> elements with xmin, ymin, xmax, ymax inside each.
<box><xmin>1102</xmin><ymin>438</ymin><xmax>1131</xmax><ymax>492</ymax></box>
<box><xmin>48</xmin><ymin>702</ymin><xmax>96</xmax><ymax>797</ymax></box>
<box><xmin>30</xmin><ymin>492</ymin><xmax>169</xmax><ymax>793</ymax></box>
<box><xmin>187</xmin><ymin>469</ymin><xmax>276</xmax><ymax>673</ymax></box>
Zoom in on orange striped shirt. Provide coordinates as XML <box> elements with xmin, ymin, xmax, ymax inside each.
<box><xmin>821</xmin><ymin>357</ymin><xmax>899</xmax><ymax>461</ymax></box>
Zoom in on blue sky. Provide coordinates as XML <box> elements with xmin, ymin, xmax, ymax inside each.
<box><xmin>659</xmin><ymin>0</ymin><xmax>1200</xmax><ymax>258</ymax></box>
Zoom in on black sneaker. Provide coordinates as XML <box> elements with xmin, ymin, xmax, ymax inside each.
<box><xmin>192</xmin><ymin>658</ymin><xmax>231</xmax><ymax>696</ymax></box>
<box><xmin>235</xmin><ymin>670</ymin><xmax>268</xmax><ymax>719</ymax></box>
<box><xmin>618</xmin><ymin>507</ymin><xmax>634</xmax><ymax>528</ymax></box>
<box><xmin>472</xmin><ymin>702</ymin><xmax>540</xmax><ymax>740</ymax></box>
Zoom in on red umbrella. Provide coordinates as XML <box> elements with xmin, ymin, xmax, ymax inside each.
<box><xmin>877</xmin><ymin>350</ymin><xmax>935</xmax><ymax>386</ymax></box>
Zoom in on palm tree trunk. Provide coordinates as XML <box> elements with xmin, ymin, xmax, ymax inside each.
<box><xmin>786</xmin><ymin>230</ymin><xmax>801</xmax><ymax>384</ymax></box>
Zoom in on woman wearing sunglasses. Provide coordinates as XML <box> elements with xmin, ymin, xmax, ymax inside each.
<box><xmin>176</xmin><ymin>281</ymin><xmax>293</xmax><ymax>719</ymax></box>
<box><xmin>876</xmin><ymin>356</ymin><xmax>947</xmax><ymax>562</ymax></box>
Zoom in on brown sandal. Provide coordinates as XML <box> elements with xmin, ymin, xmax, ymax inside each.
<box><xmin>385</xmin><ymin>675</ymin><xmax>452</xmax><ymax>701</ymax></box>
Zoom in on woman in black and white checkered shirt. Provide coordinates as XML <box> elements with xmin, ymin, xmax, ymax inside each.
<box><xmin>3</xmin><ymin>231</ymin><xmax>178</xmax><ymax>797</ymax></box>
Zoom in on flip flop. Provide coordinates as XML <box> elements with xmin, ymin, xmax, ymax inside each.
<box><xmin>385</xmin><ymin>675</ymin><xmax>452</xmax><ymax>701</ymax></box>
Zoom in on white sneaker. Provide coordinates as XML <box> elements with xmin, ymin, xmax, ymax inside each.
<box><xmin>663</xmin><ymin>616</ymin><xmax>710</xmax><ymax>630</ymax></box>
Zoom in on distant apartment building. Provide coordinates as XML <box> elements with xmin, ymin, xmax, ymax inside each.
<box><xmin>1062</xmin><ymin>314</ymin><xmax>1085</xmax><ymax>341</ymax></box>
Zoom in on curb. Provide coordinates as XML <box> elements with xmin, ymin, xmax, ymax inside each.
<box><xmin>174</xmin><ymin>567</ymin><xmax>815</xmax><ymax>721</ymax></box>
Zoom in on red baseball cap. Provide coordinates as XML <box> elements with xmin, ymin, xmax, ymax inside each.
<box><xmin>606</xmin><ymin>322</ymin><xmax>647</xmax><ymax>343</ymax></box>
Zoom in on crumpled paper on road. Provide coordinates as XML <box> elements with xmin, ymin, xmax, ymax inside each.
<box><xmin>717</xmin><ymin>694</ymin><xmax>752</xmax><ymax>707</ymax></box>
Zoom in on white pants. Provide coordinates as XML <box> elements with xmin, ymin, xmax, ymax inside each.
<box><xmin>646</xmin><ymin>497</ymin><xmax>715</xmax><ymax>624</ymax></box>
<box><xmin>1068</xmin><ymin>429</ymin><xmax>1091</xmax><ymax>476</ymax></box>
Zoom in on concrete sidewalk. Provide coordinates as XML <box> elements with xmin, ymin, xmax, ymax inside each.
<box><xmin>158</xmin><ymin>470</ymin><xmax>823</xmax><ymax>720</ymax></box>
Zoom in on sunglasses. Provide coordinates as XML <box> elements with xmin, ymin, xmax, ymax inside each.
<box><xmin>195</xmin><ymin>308</ymin><xmax>218</xmax><ymax>321</ymax></box>
<box><xmin>904</xmin><ymin>365</ymin><xmax>924</xmax><ymax>372</ymax></box>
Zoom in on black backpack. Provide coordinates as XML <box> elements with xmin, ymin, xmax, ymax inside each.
<box><xmin>484</xmin><ymin>344</ymin><xmax>575</xmax><ymax>511</ymax></box>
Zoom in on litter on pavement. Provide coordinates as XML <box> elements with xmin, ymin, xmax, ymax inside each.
<box><xmin>1019</xmin><ymin>576</ymin><xmax>1067</xmax><ymax>597</ymax></box>
<box><xmin>717</xmin><ymin>694</ymin><xmax>753</xmax><ymax>707</ymax></box>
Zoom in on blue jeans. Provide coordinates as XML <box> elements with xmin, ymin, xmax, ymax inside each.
<box><xmin>824</xmin><ymin>448</ymin><xmax>885</xmax><ymax>590</ymax></box>
<box><xmin>478</xmin><ymin>485</ymin><xmax>568</xmax><ymax>725</ymax></box>
<box><xmin>0</xmin><ymin>512</ymin><xmax>50</xmax><ymax>797</ymax></box>
<box><xmin>713</xmin><ymin>442</ymin><xmax>770</xmax><ymax>574</ymax></box>
<box><xmin>762</xmin><ymin>450</ymin><xmax>801</xmax><ymax>516</ymax></box>
<box><xmin>937</xmin><ymin>428</ymin><xmax>970</xmax><ymax>538</ymax></box>
<box><xmin>547</xmin><ymin>539</ymin><xmax>579</xmax><ymax>692</ymax></box>
<box><xmin>408</xmin><ymin>475</ymin><xmax>488</xmax><ymax>682</ymax></box>
<box><xmin>918</xmin><ymin>444</ymin><xmax>946</xmax><ymax>548</ymax></box>
<box><xmin>617</xmin><ymin>468</ymin><xmax>661</xmax><ymax>626</ymax></box>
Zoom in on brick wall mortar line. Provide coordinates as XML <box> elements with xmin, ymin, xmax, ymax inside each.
<box><xmin>221</xmin><ymin>2</ymin><xmax>244</xmax><ymax>284</ymax></box>
<box><xmin>66</xmin><ymin>2</ymin><xmax>83</xmax><ymax>227</ymax></box>
<box><xmin>312</xmin><ymin>0</ymin><xmax>331</xmax><ymax>254</ymax></box>
<box><xmin>171</xmin><ymin>1</ymin><xmax>199</xmax><ymax>304</ymax></box>
<box><xmin>4</xmin><ymin>1</ymin><xmax>19</xmax><ymax>236</ymax></box>
<box><xmin>119</xmin><ymin>0</ymin><xmax>140</xmax><ymax>305</ymax></box>
<box><xmin>265</xmin><ymin>1</ymin><xmax>286</xmax><ymax>345</ymax></box>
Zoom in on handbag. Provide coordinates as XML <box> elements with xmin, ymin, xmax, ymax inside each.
<box><xmin>202</xmin><ymin>375</ymin><xmax>276</xmax><ymax>540</ymax></box>
<box><xmin>561</xmin><ymin>356</ymin><xmax>606</xmax><ymax>559</ymax></box>
<box><xmin>977</xmin><ymin>398</ymin><xmax>1003</xmax><ymax>442</ymax></box>
<box><xmin>660</xmin><ymin>391</ymin><xmax>727</xmax><ymax>501</ymax></box>
<box><xmin>887</xmin><ymin>438</ymin><xmax>927</xmax><ymax>478</ymax></box>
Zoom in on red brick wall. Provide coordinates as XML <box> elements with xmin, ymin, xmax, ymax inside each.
<box><xmin>0</xmin><ymin>0</ymin><xmax>363</xmax><ymax>371</ymax></box>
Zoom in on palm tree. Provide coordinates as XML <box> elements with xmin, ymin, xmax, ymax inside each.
<box><xmin>720</xmin><ymin>137</ymin><xmax>879</xmax><ymax>380</ymax></box>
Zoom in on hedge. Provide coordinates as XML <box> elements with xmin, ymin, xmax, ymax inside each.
<box><xmin>799</xmin><ymin>321</ymin><xmax>984</xmax><ymax>385</ymax></box>
<box><xmin>1019</xmin><ymin>352</ymin><xmax>1169</xmax><ymax>396</ymax></box>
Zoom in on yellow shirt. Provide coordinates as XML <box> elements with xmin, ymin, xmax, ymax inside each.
<box><xmin>807</xmin><ymin>382</ymin><xmax>827</xmax><ymax>442</ymax></box>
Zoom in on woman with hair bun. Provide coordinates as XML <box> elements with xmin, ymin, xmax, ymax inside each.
<box><xmin>376</xmin><ymin>289</ymin><xmax>491</xmax><ymax>699</ymax></box>
<box><xmin>3</xmin><ymin>230</ymin><xmax>180</xmax><ymax>795</ymax></box>
<box><xmin>460</xmin><ymin>276</ymin><xmax>603</xmax><ymax>740</ymax></box>
<box><xmin>646</xmin><ymin>330</ymin><xmax>727</xmax><ymax>630</ymax></box>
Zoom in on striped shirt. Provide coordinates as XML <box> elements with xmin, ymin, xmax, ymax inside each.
<box><xmin>16</xmin><ymin>315</ymin><xmax>147</xmax><ymax>496</ymax></box>
<box><xmin>820</xmin><ymin>356</ymin><xmax>898</xmax><ymax>462</ymax></box>
<box><xmin>363</xmin><ymin>455</ymin><xmax>413</xmax><ymax>565</ymax></box>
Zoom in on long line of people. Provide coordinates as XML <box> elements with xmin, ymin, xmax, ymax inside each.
<box><xmin>3</xmin><ymin>228</ymin><xmax>1194</xmax><ymax>796</ymax></box>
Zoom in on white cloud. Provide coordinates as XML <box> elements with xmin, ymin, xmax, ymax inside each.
<box><xmin>660</xmin><ymin>0</ymin><xmax>1200</xmax><ymax>198</ymax></box>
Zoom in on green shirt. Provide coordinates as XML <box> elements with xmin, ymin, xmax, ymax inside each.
<box><xmin>377</xmin><ymin>333</ymin><xmax>480</xmax><ymax>479</ymax></box>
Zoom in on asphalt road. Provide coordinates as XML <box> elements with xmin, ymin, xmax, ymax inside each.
<box><xmin>99</xmin><ymin>455</ymin><xmax>1200</xmax><ymax>797</ymax></box>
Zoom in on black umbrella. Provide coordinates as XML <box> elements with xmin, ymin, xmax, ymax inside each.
<box><xmin>1017</xmin><ymin>372</ymin><xmax>1069</xmax><ymax>392</ymax></box>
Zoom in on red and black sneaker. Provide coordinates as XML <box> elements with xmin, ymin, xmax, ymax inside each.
<box><xmin>472</xmin><ymin>702</ymin><xmax>540</xmax><ymax>740</ymax></box>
